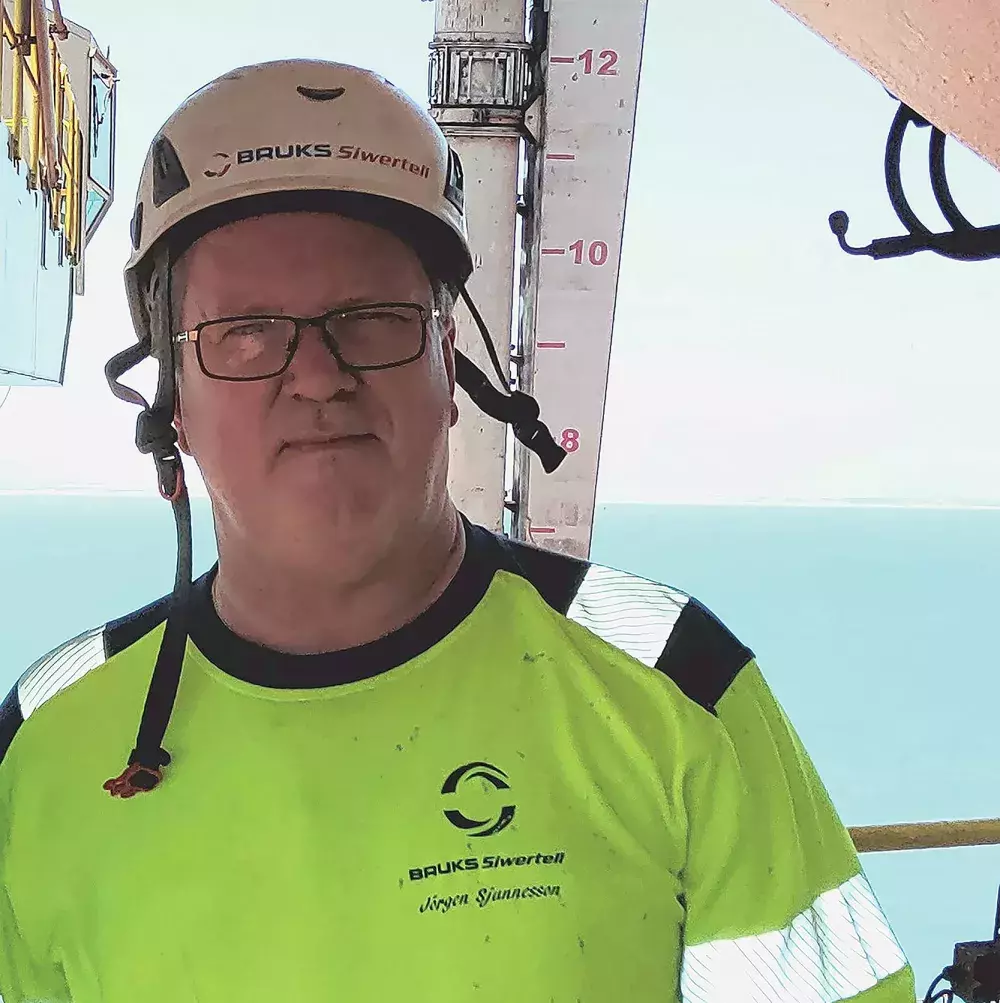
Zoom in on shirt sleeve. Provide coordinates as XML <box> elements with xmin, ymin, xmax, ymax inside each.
<box><xmin>0</xmin><ymin>689</ymin><xmax>72</xmax><ymax>1003</ymax></box>
<box><xmin>679</xmin><ymin>657</ymin><xmax>916</xmax><ymax>1003</ymax></box>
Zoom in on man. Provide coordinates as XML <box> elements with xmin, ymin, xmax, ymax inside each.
<box><xmin>0</xmin><ymin>59</ymin><xmax>915</xmax><ymax>1002</ymax></box>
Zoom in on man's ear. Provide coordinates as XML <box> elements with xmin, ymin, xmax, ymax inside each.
<box><xmin>440</xmin><ymin>312</ymin><xmax>458</xmax><ymax>414</ymax></box>
<box><xmin>173</xmin><ymin>374</ymin><xmax>192</xmax><ymax>456</ymax></box>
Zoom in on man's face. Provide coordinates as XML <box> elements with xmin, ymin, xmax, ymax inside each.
<box><xmin>173</xmin><ymin>211</ymin><xmax>458</xmax><ymax>568</ymax></box>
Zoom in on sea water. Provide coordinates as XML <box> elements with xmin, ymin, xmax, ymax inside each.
<box><xmin>2</xmin><ymin>493</ymin><xmax>999</xmax><ymax>994</ymax></box>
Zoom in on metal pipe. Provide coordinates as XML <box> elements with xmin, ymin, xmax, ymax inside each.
<box><xmin>0</xmin><ymin>6</ymin><xmax>6</xmax><ymax>121</ymax></box>
<box><xmin>60</xmin><ymin>68</ymin><xmax>82</xmax><ymax>260</ymax></box>
<box><xmin>28</xmin><ymin>33</ymin><xmax>39</xmax><ymax>180</ymax></box>
<box><xmin>433</xmin><ymin>0</ymin><xmax>524</xmax><ymax>41</ymax></box>
<box><xmin>50</xmin><ymin>57</ymin><xmax>65</xmax><ymax>236</ymax></box>
<box><xmin>850</xmin><ymin>818</ymin><xmax>1000</xmax><ymax>853</ymax></box>
<box><xmin>431</xmin><ymin>0</ymin><xmax>528</xmax><ymax>532</ymax></box>
<box><xmin>48</xmin><ymin>0</ymin><xmax>68</xmax><ymax>38</ymax></box>
<box><xmin>70</xmin><ymin>113</ymin><xmax>82</xmax><ymax>258</ymax></box>
<box><xmin>30</xmin><ymin>0</ymin><xmax>58</xmax><ymax>190</ymax></box>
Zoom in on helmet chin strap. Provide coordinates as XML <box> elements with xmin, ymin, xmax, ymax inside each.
<box><xmin>101</xmin><ymin>257</ymin><xmax>565</xmax><ymax>798</ymax></box>
<box><xmin>103</xmin><ymin>248</ymin><xmax>193</xmax><ymax>797</ymax></box>
<box><xmin>453</xmin><ymin>287</ymin><xmax>566</xmax><ymax>475</ymax></box>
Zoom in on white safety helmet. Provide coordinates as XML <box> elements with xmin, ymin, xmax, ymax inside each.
<box><xmin>123</xmin><ymin>58</ymin><xmax>472</xmax><ymax>347</ymax></box>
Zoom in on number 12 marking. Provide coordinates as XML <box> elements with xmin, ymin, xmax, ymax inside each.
<box><xmin>551</xmin><ymin>50</ymin><xmax>620</xmax><ymax>76</ymax></box>
<box><xmin>578</xmin><ymin>49</ymin><xmax>619</xmax><ymax>75</ymax></box>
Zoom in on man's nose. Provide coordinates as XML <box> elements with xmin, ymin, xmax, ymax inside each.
<box><xmin>283</xmin><ymin>323</ymin><xmax>358</xmax><ymax>400</ymax></box>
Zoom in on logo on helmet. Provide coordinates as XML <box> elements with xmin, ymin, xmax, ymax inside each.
<box><xmin>204</xmin><ymin>152</ymin><xmax>232</xmax><ymax>178</ymax></box>
<box><xmin>235</xmin><ymin>144</ymin><xmax>334</xmax><ymax>164</ymax></box>
<box><xmin>297</xmin><ymin>85</ymin><xmax>346</xmax><ymax>102</ymax></box>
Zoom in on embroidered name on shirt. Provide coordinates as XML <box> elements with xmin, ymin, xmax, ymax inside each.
<box><xmin>419</xmin><ymin>884</ymin><xmax>563</xmax><ymax>916</ymax></box>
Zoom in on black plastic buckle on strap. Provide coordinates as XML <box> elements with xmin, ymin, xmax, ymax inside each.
<box><xmin>507</xmin><ymin>392</ymin><xmax>565</xmax><ymax>474</ymax></box>
<box><xmin>152</xmin><ymin>453</ymin><xmax>183</xmax><ymax>503</ymax></box>
<box><xmin>453</xmin><ymin>352</ymin><xmax>566</xmax><ymax>473</ymax></box>
<box><xmin>135</xmin><ymin>409</ymin><xmax>183</xmax><ymax>500</ymax></box>
<box><xmin>103</xmin><ymin>746</ymin><xmax>172</xmax><ymax>798</ymax></box>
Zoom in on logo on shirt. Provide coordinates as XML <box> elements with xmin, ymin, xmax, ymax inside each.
<box><xmin>404</xmin><ymin>761</ymin><xmax>568</xmax><ymax>915</ymax></box>
<box><xmin>441</xmin><ymin>761</ymin><xmax>515</xmax><ymax>837</ymax></box>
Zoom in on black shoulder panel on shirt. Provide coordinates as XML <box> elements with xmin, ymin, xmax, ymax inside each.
<box><xmin>487</xmin><ymin>522</ymin><xmax>754</xmax><ymax>715</ymax></box>
<box><xmin>0</xmin><ymin>685</ymin><xmax>25</xmax><ymax>768</ymax></box>
<box><xmin>490</xmin><ymin>532</ymin><xmax>590</xmax><ymax>614</ymax></box>
<box><xmin>654</xmin><ymin>599</ymin><xmax>754</xmax><ymax>713</ymax></box>
<box><xmin>104</xmin><ymin>593</ymin><xmax>172</xmax><ymax>659</ymax></box>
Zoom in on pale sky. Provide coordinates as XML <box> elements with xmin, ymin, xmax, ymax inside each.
<box><xmin>2</xmin><ymin>0</ymin><xmax>1000</xmax><ymax>504</ymax></box>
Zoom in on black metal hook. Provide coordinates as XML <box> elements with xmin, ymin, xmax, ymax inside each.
<box><xmin>829</xmin><ymin>97</ymin><xmax>1000</xmax><ymax>262</ymax></box>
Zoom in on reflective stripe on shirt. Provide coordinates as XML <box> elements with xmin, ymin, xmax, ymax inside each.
<box><xmin>19</xmin><ymin>626</ymin><xmax>106</xmax><ymax>719</ymax></box>
<box><xmin>566</xmin><ymin>563</ymin><xmax>689</xmax><ymax>668</ymax></box>
<box><xmin>680</xmin><ymin>872</ymin><xmax>908</xmax><ymax>1003</ymax></box>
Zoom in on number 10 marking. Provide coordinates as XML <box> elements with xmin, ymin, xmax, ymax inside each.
<box><xmin>569</xmin><ymin>239</ymin><xmax>609</xmax><ymax>266</ymax></box>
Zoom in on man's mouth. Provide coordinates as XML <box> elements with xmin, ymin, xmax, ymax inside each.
<box><xmin>280</xmin><ymin>434</ymin><xmax>377</xmax><ymax>453</ymax></box>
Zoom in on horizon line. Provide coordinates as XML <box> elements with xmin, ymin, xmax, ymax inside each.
<box><xmin>2</xmin><ymin>489</ymin><xmax>1000</xmax><ymax>510</ymax></box>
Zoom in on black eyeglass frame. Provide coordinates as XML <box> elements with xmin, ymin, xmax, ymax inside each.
<box><xmin>172</xmin><ymin>301</ymin><xmax>439</xmax><ymax>382</ymax></box>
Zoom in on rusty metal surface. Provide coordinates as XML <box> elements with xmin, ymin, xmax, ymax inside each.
<box><xmin>772</xmin><ymin>0</ymin><xmax>1000</xmax><ymax>170</ymax></box>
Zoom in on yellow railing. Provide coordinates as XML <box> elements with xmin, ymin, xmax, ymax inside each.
<box><xmin>1</xmin><ymin>0</ymin><xmax>85</xmax><ymax>262</ymax></box>
<box><xmin>850</xmin><ymin>818</ymin><xmax>1000</xmax><ymax>853</ymax></box>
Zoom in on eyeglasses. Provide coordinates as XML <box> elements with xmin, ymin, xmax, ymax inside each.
<box><xmin>173</xmin><ymin>301</ymin><xmax>438</xmax><ymax>381</ymax></box>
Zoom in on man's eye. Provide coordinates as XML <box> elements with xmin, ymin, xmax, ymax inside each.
<box><xmin>352</xmin><ymin>311</ymin><xmax>408</xmax><ymax>323</ymax></box>
<box><xmin>222</xmin><ymin>323</ymin><xmax>267</xmax><ymax>337</ymax></box>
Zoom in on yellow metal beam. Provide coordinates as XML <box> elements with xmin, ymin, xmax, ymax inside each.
<box><xmin>850</xmin><ymin>818</ymin><xmax>1000</xmax><ymax>853</ymax></box>
<box><xmin>9</xmin><ymin>0</ymin><xmax>27</xmax><ymax>163</ymax></box>
<box><xmin>3</xmin><ymin>0</ymin><xmax>88</xmax><ymax>261</ymax></box>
